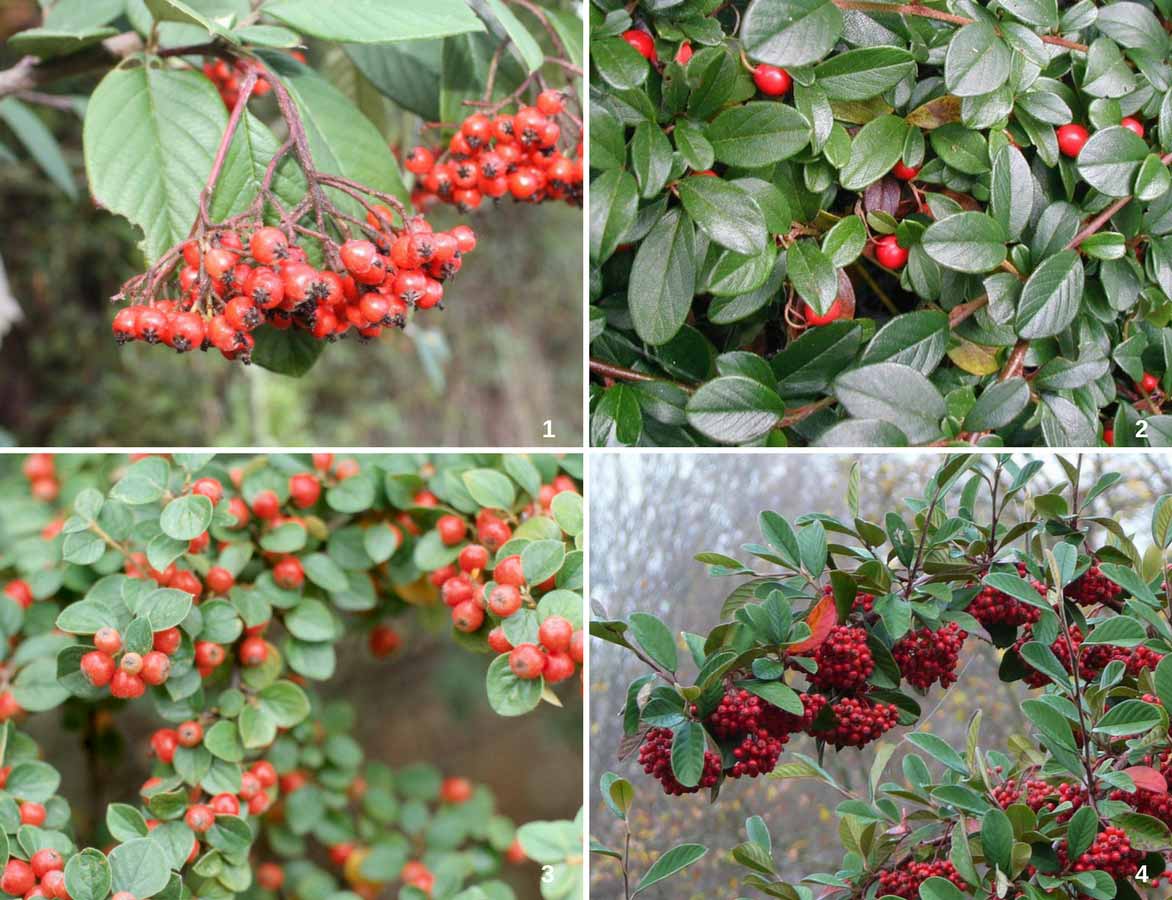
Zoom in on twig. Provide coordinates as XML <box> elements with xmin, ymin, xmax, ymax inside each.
<box><xmin>999</xmin><ymin>339</ymin><xmax>1029</xmax><ymax>382</ymax></box>
<box><xmin>948</xmin><ymin>294</ymin><xmax>988</xmax><ymax>328</ymax></box>
<box><xmin>589</xmin><ymin>359</ymin><xmax>695</xmax><ymax>393</ymax></box>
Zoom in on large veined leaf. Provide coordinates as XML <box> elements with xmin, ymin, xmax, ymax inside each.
<box><xmin>629</xmin><ymin>209</ymin><xmax>697</xmax><ymax>346</ymax></box>
<box><xmin>260</xmin><ymin>53</ymin><xmax>407</xmax><ymax>214</ymax></box>
<box><xmin>1015</xmin><ymin>250</ymin><xmax>1084</xmax><ymax>339</ymax></box>
<box><xmin>264</xmin><ymin>0</ymin><xmax>484</xmax><ymax>42</ymax></box>
<box><xmin>344</xmin><ymin>41</ymin><xmax>444</xmax><ymax>121</ymax></box>
<box><xmin>210</xmin><ymin>111</ymin><xmax>305</xmax><ymax>221</ymax></box>
<box><xmin>921</xmin><ymin>212</ymin><xmax>1008</xmax><ymax>273</ymax></box>
<box><xmin>83</xmin><ymin>66</ymin><xmax>227</xmax><ymax>262</ymax></box>
<box><xmin>439</xmin><ymin>32</ymin><xmax>527</xmax><ymax>126</ymax></box>
<box><xmin>741</xmin><ymin>0</ymin><xmax>843</xmax><ymax>67</ymax></box>
<box><xmin>834</xmin><ymin>363</ymin><xmax>946</xmax><ymax>444</ymax></box>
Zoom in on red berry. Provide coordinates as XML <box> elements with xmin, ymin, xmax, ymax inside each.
<box><xmin>536</xmin><ymin>90</ymin><xmax>564</xmax><ymax>116</ymax></box>
<box><xmin>1121</xmin><ymin>117</ymin><xmax>1145</xmax><ymax>138</ymax></box>
<box><xmin>538</xmin><ymin>615</ymin><xmax>573</xmax><ymax>653</ymax></box>
<box><xmin>151</xmin><ymin>728</ymin><xmax>180</xmax><ymax>764</ymax></box>
<box><xmin>19</xmin><ymin>802</ymin><xmax>45</xmax><ymax>826</ymax></box>
<box><xmin>81</xmin><ymin>651</ymin><xmax>115</xmax><ymax>688</ymax></box>
<box><xmin>494</xmin><ymin>554</ymin><xmax>525</xmax><ymax>586</ymax></box>
<box><xmin>368</xmin><ymin>624</ymin><xmax>401</xmax><ymax>658</ymax></box>
<box><xmin>120</xmin><ymin>651</ymin><xmax>143</xmax><ymax>675</ymax></box>
<box><xmin>288</xmin><ymin>473</ymin><xmax>320</xmax><ymax>509</ymax></box>
<box><xmin>252</xmin><ymin>490</ymin><xmax>280</xmax><ymax>520</ymax></box>
<box><xmin>185</xmin><ymin>804</ymin><xmax>215</xmax><ymax>833</ymax></box>
<box><xmin>803</xmin><ymin>297</ymin><xmax>848</xmax><ymax>327</ymax></box>
<box><xmin>1057</xmin><ymin>123</ymin><xmax>1089</xmax><ymax>157</ymax></box>
<box><xmin>753</xmin><ymin>64</ymin><xmax>791</xmax><ymax>96</ymax></box>
<box><xmin>194</xmin><ymin>641</ymin><xmax>225</xmax><ymax>669</ymax></box>
<box><xmin>487</xmin><ymin>627</ymin><xmax>513</xmax><ymax>653</ymax></box>
<box><xmin>239</xmin><ymin>636</ymin><xmax>268</xmax><ymax>666</ymax></box>
<box><xmin>110</xmin><ymin>670</ymin><xmax>145</xmax><ymax>699</ymax></box>
<box><xmin>153</xmin><ymin>627</ymin><xmax>182</xmax><ymax>655</ymax></box>
<box><xmin>2</xmin><ymin>580</ymin><xmax>32</xmax><ymax>608</ymax></box>
<box><xmin>570</xmin><ymin>629</ymin><xmax>584</xmax><ymax>664</ymax></box>
<box><xmin>675</xmin><ymin>41</ymin><xmax>693</xmax><ymax>65</ymax></box>
<box><xmin>452</xmin><ymin>600</ymin><xmax>485</xmax><ymax>633</ymax></box>
<box><xmin>29</xmin><ymin>850</ymin><xmax>62</xmax><ymax>879</ymax></box>
<box><xmin>874</xmin><ymin>234</ymin><xmax>908</xmax><ymax>270</ymax></box>
<box><xmin>94</xmin><ymin>627</ymin><xmax>122</xmax><ymax>655</ymax></box>
<box><xmin>508</xmin><ymin>643</ymin><xmax>545</xmax><ymax>679</ymax></box>
<box><xmin>1141</xmin><ymin>372</ymin><xmax>1160</xmax><ymax>393</ymax></box>
<box><xmin>892</xmin><ymin>160</ymin><xmax>920</xmax><ymax>180</ymax></box>
<box><xmin>210</xmin><ymin>793</ymin><xmax>239</xmax><ymax>816</ymax></box>
<box><xmin>141</xmin><ymin>651</ymin><xmax>171</xmax><ymax>685</ymax></box>
<box><xmin>436</xmin><ymin>514</ymin><xmax>467</xmax><ymax>546</ymax></box>
<box><xmin>622</xmin><ymin>29</ymin><xmax>656</xmax><ymax>62</ymax></box>
<box><xmin>1104</xmin><ymin>427</ymin><xmax>1115</xmax><ymax>446</ymax></box>
<box><xmin>488</xmin><ymin>584</ymin><xmax>523</xmax><ymax>617</ymax></box>
<box><xmin>543</xmin><ymin>651</ymin><xmax>575</xmax><ymax>684</ymax></box>
<box><xmin>458</xmin><ymin>544</ymin><xmax>490</xmax><ymax>572</ymax></box>
<box><xmin>250</xmin><ymin>227</ymin><xmax>288</xmax><ymax>264</ymax></box>
<box><xmin>206</xmin><ymin>567</ymin><xmax>234</xmax><ymax>594</ymax></box>
<box><xmin>440</xmin><ymin>776</ymin><xmax>473</xmax><ymax>804</ymax></box>
<box><xmin>256</xmin><ymin>863</ymin><xmax>284</xmax><ymax>891</ymax></box>
<box><xmin>1</xmin><ymin>860</ymin><xmax>34</xmax><ymax>896</ymax></box>
<box><xmin>251</xmin><ymin>760</ymin><xmax>277</xmax><ymax>786</ymax></box>
<box><xmin>273</xmin><ymin>557</ymin><xmax>304</xmax><ymax>590</ymax></box>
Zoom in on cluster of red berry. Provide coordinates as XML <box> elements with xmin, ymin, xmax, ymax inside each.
<box><xmin>405</xmin><ymin>92</ymin><xmax>583</xmax><ymax>212</ymax></box>
<box><xmin>993</xmin><ymin>777</ymin><xmax>1088</xmax><ymax>821</ymax></box>
<box><xmin>79</xmin><ymin>626</ymin><xmax>177</xmax><ymax>698</ymax></box>
<box><xmin>16</xmin><ymin>453</ymin><xmax>59</xmax><ymax>503</ymax></box>
<box><xmin>1064</xmin><ymin>564</ymin><xmax>1123</xmax><ymax>608</ymax></box>
<box><xmin>113</xmin><ymin>214</ymin><xmax>475</xmax><ymax>362</ymax></box>
<box><xmin>705</xmin><ymin>689</ymin><xmax>795</xmax><ymax>779</ymax></box>
<box><xmin>876</xmin><ymin>859</ymin><xmax>967</xmax><ymax>899</ymax></box>
<box><xmin>1058</xmin><ymin>827</ymin><xmax>1143</xmax><ymax>881</ymax></box>
<box><xmin>0</xmin><ymin>848</ymin><xmax>67</xmax><ymax>900</ymax></box>
<box><xmin>809</xmin><ymin>625</ymin><xmax>873</xmax><ymax>691</ymax></box>
<box><xmin>427</xmin><ymin>476</ymin><xmax>584</xmax><ymax>684</ymax></box>
<box><xmin>637</xmin><ymin>727</ymin><xmax>722</xmax><ymax>796</ymax></box>
<box><xmin>808</xmin><ymin>694</ymin><xmax>900</xmax><ymax>749</ymax></box>
<box><xmin>1014</xmin><ymin>623</ymin><xmax>1164</xmax><ymax>688</ymax></box>
<box><xmin>891</xmin><ymin>622</ymin><xmax>968</xmax><ymax>691</ymax></box>
<box><xmin>203</xmin><ymin>57</ymin><xmax>272</xmax><ymax>108</ymax></box>
<box><xmin>967</xmin><ymin>563</ymin><xmax>1044</xmax><ymax>628</ymax></box>
<box><xmin>149</xmin><ymin>727</ymin><xmax>278</xmax><ymax>817</ymax></box>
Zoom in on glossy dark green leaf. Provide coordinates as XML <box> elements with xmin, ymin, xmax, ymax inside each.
<box><xmin>740</xmin><ymin>0</ymin><xmax>843</xmax><ymax>67</ymax></box>
<box><xmin>677</xmin><ymin>176</ymin><xmax>767</xmax><ymax>256</ymax></box>
<box><xmin>685</xmin><ymin>376</ymin><xmax>786</xmax><ymax>443</ymax></box>
<box><xmin>704</xmin><ymin>102</ymin><xmax>811</xmax><ymax>167</ymax></box>
<box><xmin>629</xmin><ymin>209</ymin><xmax>697</xmax><ymax>345</ymax></box>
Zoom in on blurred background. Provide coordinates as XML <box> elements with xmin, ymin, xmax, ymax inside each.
<box><xmin>0</xmin><ymin>1</ymin><xmax>583</xmax><ymax>448</ymax></box>
<box><xmin>588</xmin><ymin>451</ymin><xmax>1172</xmax><ymax>899</ymax></box>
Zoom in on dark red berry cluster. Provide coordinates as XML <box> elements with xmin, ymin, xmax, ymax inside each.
<box><xmin>17</xmin><ymin>453</ymin><xmax>60</xmax><ymax>503</ymax></box>
<box><xmin>1014</xmin><ymin>624</ymin><xmax>1163</xmax><ymax>688</ymax></box>
<box><xmin>113</xmin><ymin>215</ymin><xmax>476</xmax><ymax>362</ymax></box>
<box><xmin>0</xmin><ymin>848</ymin><xmax>66</xmax><ymax>899</ymax></box>
<box><xmin>993</xmin><ymin>778</ymin><xmax>1087</xmax><ymax>821</ymax></box>
<box><xmin>1058</xmin><ymin>827</ymin><xmax>1142</xmax><ymax>881</ymax></box>
<box><xmin>876</xmin><ymin>860</ymin><xmax>966</xmax><ymax>899</ymax></box>
<box><xmin>638</xmin><ymin>727</ymin><xmax>721</xmax><ymax>796</ymax></box>
<box><xmin>808</xmin><ymin>695</ymin><xmax>900</xmax><ymax>749</ymax></box>
<box><xmin>705</xmin><ymin>689</ymin><xmax>794</xmax><ymax>779</ymax></box>
<box><xmin>967</xmin><ymin>563</ymin><xmax>1043</xmax><ymax>628</ymax></box>
<box><xmin>891</xmin><ymin>622</ymin><xmax>967</xmax><ymax>691</ymax></box>
<box><xmin>203</xmin><ymin>57</ymin><xmax>272</xmax><ymax>107</ymax></box>
<box><xmin>80</xmin><ymin>625</ymin><xmax>177</xmax><ymax>699</ymax></box>
<box><xmin>1064</xmin><ymin>564</ymin><xmax>1122</xmax><ymax>608</ymax></box>
<box><xmin>406</xmin><ymin>92</ymin><xmax>583</xmax><ymax>212</ymax></box>
<box><xmin>809</xmin><ymin>625</ymin><xmax>872</xmax><ymax>691</ymax></box>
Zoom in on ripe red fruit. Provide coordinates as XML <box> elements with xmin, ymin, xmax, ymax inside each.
<box><xmin>488</xmin><ymin>584</ymin><xmax>523</xmax><ymax>617</ymax></box>
<box><xmin>458</xmin><ymin>544</ymin><xmax>490</xmax><ymax>572</ymax></box>
<box><xmin>401</xmin><ymin>861</ymin><xmax>434</xmax><ymax>895</ymax></box>
<box><xmin>40</xmin><ymin>871</ymin><xmax>66</xmax><ymax>900</ymax></box>
<box><xmin>494</xmin><ymin>554</ymin><xmax>525</xmax><ymax>586</ymax></box>
<box><xmin>251</xmin><ymin>760</ymin><xmax>277</xmax><ymax>786</ymax></box>
<box><xmin>151</xmin><ymin>728</ymin><xmax>180</xmax><ymax>764</ymax></box>
<box><xmin>543</xmin><ymin>651</ymin><xmax>576</xmax><ymax>684</ymax></box>
<box><xmin>210</xmin><ymin>793</ymin><xmax>240</xmax><ymax>816</ymax></box>
<box><xmin>2</xmin><ymin>580</ymin><xmax>32</xmax><ymax>608</ymax></box>
<box><xmin>440</xmin><ymin>776</ymin><xmax>473</xmax><ymax>804</ymax></box>
<box><xmin>195</xmin><ymin>642</ymin><xmax>226</xmax><ymax>672</ymax></box>
<box><xmin>1140</xmin><ymin>372</ymin><xmax>1160</xmax><ymax>393</ymax></box>
<box><xmin>508</xmin><ymin>643</ymin><xmax>545</xmax><ymax>679</ymax></box>
<box><xmin>328</xmin><ymin>843</ymin><xmax>355</xmax><ymax>865</ymax></box>
<box><xmin>256</xmin><ymin>863</ymin><xmax>284</xmax><ymax>891</ymax></box>
<box><xmin>287</xmin><ymin>473</ymin><xmax>321</xmax><ymax>509</ymax></box>
<box><xmin>874</xmin><ymin>234</ymin><xmax>908</xmax><ymax>270</ymax></box>
<box><xmin>487</xmin><ymin>627</ymin><xmax>513</xmax><ymax>653</ymax></box>
<box><xmin>436</xmin><ymin>514</ymin><xmax>467</xmax><ymax>546</ymax></box>
<box><xmin>891</xmin><ymin>160</ymin><xmax>920</xmax><ymax>180</ymax></box>
<box><xmin>206</xmin><ymin>567</ymin><xmax>235</xmax><ymax>594</ymax></box>
<box><xmin>570</xmin><ymin>629</ymin><xmax>584</xmax><ymax>664</ymax></box>
<box><xmin>240</xmin><ymin>636</ymin><xmax>268</xmax><ymax>666</ymax></box>
<box><xmin>153</xmin><ymin>627</ymin><xmax>182</xmax><ymax>655</ymax></box>
<box><xmin>803</xmin><ymin>298</ymin><xmax>848</xmax><ymax>327</ymax></box>
<box><xmin>191</xmin><ymin>477</ymin><xmax>223</xmax><ymax>504</ymax></box>
<box><xmin>226</xmin><ymin>497</ymin><xmax>250</xmax><ymax>528</ymax></box>
<box><xmin>251</xmin><ymin>490</ymin><xmax>280</xmax><ymax>520</ymax></box>
<box><xmin>273</xmin><ymin>557</ymin><xmax>304</xmax><ymax>590</ymax></box>
<box><xmin>538</xmin><ymin>616</ymin><xmax>573</xmax><ymax>653</ymax></box>
<box><xmin>1104</xmin><ymin>427</ymin><xmax>1115</xmax><ymax>446</ymax></box>
<box><xmin>1</xmin><ymin>860</ymin><xmax>34</xmax><ymax>896</ymax></box>
<box><xmin>185</xmin><ymin>804</ymin><xmax>215</xmax><ymax>833</ymax></box>
<box><xmin>81</xmin><ymin>651</ymin><xmax>116</xmax><ymax>688</ymax></box>
<box><xmin>675</xmin><ymin>41</ymin><xmax>693</xmax><ymax>65</ymax></box>
<box><xmin>450</xmin><ymin>225</ymin><xmax>476</xmax><ymax>254</ymax></box>
<box><xmin>110</xmin><ymin>670</ymin><xmax>145</xmax><ymax>699</ymax></box>
<box><xmin>1121</xmin><ymin>117</ymin><xmax>1145</xmax><ymax>138</ymax></box>
<box><xmin>1057</xmin><ymin>123</ymin><xmax>1089</xmax><ymax>157</ymax></box>
<box><xmin>29</xmin><ymin>849</ymin><xmax>62</xmax><ymax>879</ymax></box>
<box><xmin>119</xmin><ymin>652</ymin><xmax>143</xmax><ymax>675</ymax></box>
<box><xmin>250</xmin><ymin>227</ymin><xmax>288</xmax><ymax>264</ymax></box>
<box><xmin>622</xmin><ymin>29</ymin><xmax>656</xmax><ymax>62</ymax></box>
<box><xmin>753</xmin><ymin>64</ymin><xmax>792</xmax><ymax>96</ymax></box>
<box><xmin>452</xmin><ymin>600</ymin><xmax>485</xmax><ymax>632</ymax></box>
<box><xmin>368</xmin><ymin>624</ymin><xmax>402</xmax><ymax>657</ymax></box>
<box><xmin>536</xmin><ymin>90</ymin><xmax>565</xmax><ymax>116</ymax></box>
<box><xmin>312</xmin><ymin>453</ymin><xmax>334</xmax><ymax>472</ymax></box>
<box><xmin>94</xmin><ymin>627</ymin><xmax>122</xmax><ymax>655</ymax></box>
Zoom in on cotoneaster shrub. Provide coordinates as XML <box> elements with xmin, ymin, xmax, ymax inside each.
<box><xmin>589</xmin><ymin>0</ymin><xmax>1172</xmax><ymax>448</ymax></box>
<box><xmin>2</xmin><ymin>0</ymin><xmax>581</xmax><ymax>376</ymax></box>
<box><xmin>592</xmin><ymin>454</ymin><xmax>1172</xmax><ymax>898</ymax></box>
<box><xmin>0</xmin><ymin>452</ymin><xmax>584</xmax><ymax>900</ymax></box>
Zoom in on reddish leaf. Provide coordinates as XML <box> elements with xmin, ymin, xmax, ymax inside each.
<box><xmin>788</xmin><ymin>593</ymin><xmax>838</xmax><ymax>654</ymax></box>
<box><xmin>1124</xmin><ymin>766</ymin><xmax>1168</xmax><ymax>794</ymax></box>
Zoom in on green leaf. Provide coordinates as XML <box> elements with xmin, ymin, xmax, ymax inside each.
<box><xmin>1077</xmin><ymin>125</ymin><xmax>1150</xmax><ymax>197</ymax></box>
<box><xmin>980</xmin><ymin>807</ymin><xmax>1013</xmax><ymax>871</ymax></box>
<box><xmin>631</xmin><ymin>121</ymin><xmax>673</xmax><ymax>200</ymax></box>
<box><xmin>64</xmin><ymin>849</ymin><xmax>111</xmax><ymax>900</ymax></box>
<box><xmin>462</xmin><ymin>469</ymin><xmax>516</xmax><ymax>510</ymax></box>
<box><xmin>839</xmin><ymin>115</ymin><xmax>909</xmax><ymax>191</ymax></box>
<box><xmin>108</xmin><ymin>838</ymin><xmax>170</xmax><ymax>899</ymax></box>
<box><xmin>475</xmin><ymin>0</ymin><xmax>543</xmax><ymax>73</ymax></box>
<box><xmin>741</xmin><ymin>0</ymin><xmax>843</xmax><ymax>67</ymax></box>
<box><xmin>83</xmin><ymin>67</ymin><xmax>227</xmax><ymax>261</ymax></box>
<box><xmin>705</xmin><ymin>102</ymin><xmax>811</xmax><ymax>167</ymax></box>
<box><xmin>921</xmin><ymin>212</ymin><xmax>1007</xmax><ymax>273</ymax></box>
<box><xmin>7</xmin><ymin>26</ymin><xmax>119</xmax><ymax>59</ymax></box>
<box><xmin>485</xmin><ymin>653</ymin><xmax>542</xmax><ymax>716</ymax></box>
<box><xmin>677</xmin><ymin>176</ymin><xmax>767</xmax><ymax>256</ymax></box>
<box><xmin>786</xmin><ymin>241</ymin><xmax>838</xmax><ymax>315</ymax></box>
<box><xmin>592</xmin><ymin>36</ymin><xmax>649</xmax><ymax>91</ymax></box>
<box><xmin>589</xmin><ymin>169</ymin><xmax>638</xmax><ymax>264</ymax></box>
<box><xmin>945</xmin><ymin>23</ymin><xmax>1011</xmax><ymax>97</ymax></box>
<box><xmin>629</xmin><ymin>209</ymin><xmax>697</xmax><ymax>346</ymax></box>
<box><xmin>858</xmin><ymin>310</ymin><xmax>948</xmax><ymax>373</ymax></box>
<box><xmin>629</xmin><ymin>613</ymin><xmax>678</xmax><ymax>673</ymax></box>
<box><xmin>962</xmin><ymin>378</ymin><xmax>1030</xmax><ymax>431</ymax></box>
<box><xmin>813</xmin><ymin>48</ymin><xmax>915</xmax><ymax>100</ymax></box>
<box><xmin>1094</xmin><ymin>699</ymin><xmax>1163</xmax><ymax>736</ymax></box>
<box><xmin>632</xmin><ymin>844</ymin><xmax>708</xmax><ymax>896</ymax></box>
<box><xmin>264</xmin><ymin>0</ymin><xmax>483</xmax><ymax>42</ymax></box>
<box><xmin>521</xmin><ymin>540</ymin><xmax>566</xmax><ymax>585</ymax></box>
<box><xmin>670</xmin><ymin>722</ymin><xmax>706</xmax><ymax>788</ymax></box>
<box><xmin>0</xmin><ymin>99</ymin><xmax>77</xmax><ymax>199</ymax></box>
<box><xmin>834</xmin><ymin>363</ymin><xmax>946</xmax><ymax>445</ymax></box>
<box><xmin>345</xmin><ymin>41</ymin><xmax>443</xmax><ymax>121</ymax></box>
<box><xmin>159</xmin><ymin>494</ymin><xmax>213</xmax><ymax>542</ymax></box>
<box><xmin>686</xmin><ymin>376</ymin><xmax>786</xmax><ymax>444</ymax></box>
<box><xmin>1015</xmin><ymin>250</ymin><xmax>1084</xmax><ymax>339</ymax></box>
<box><xmin>250</xmin><ymin>328</ymin><xmax>324</xmax><ymax>378</ymax></box>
